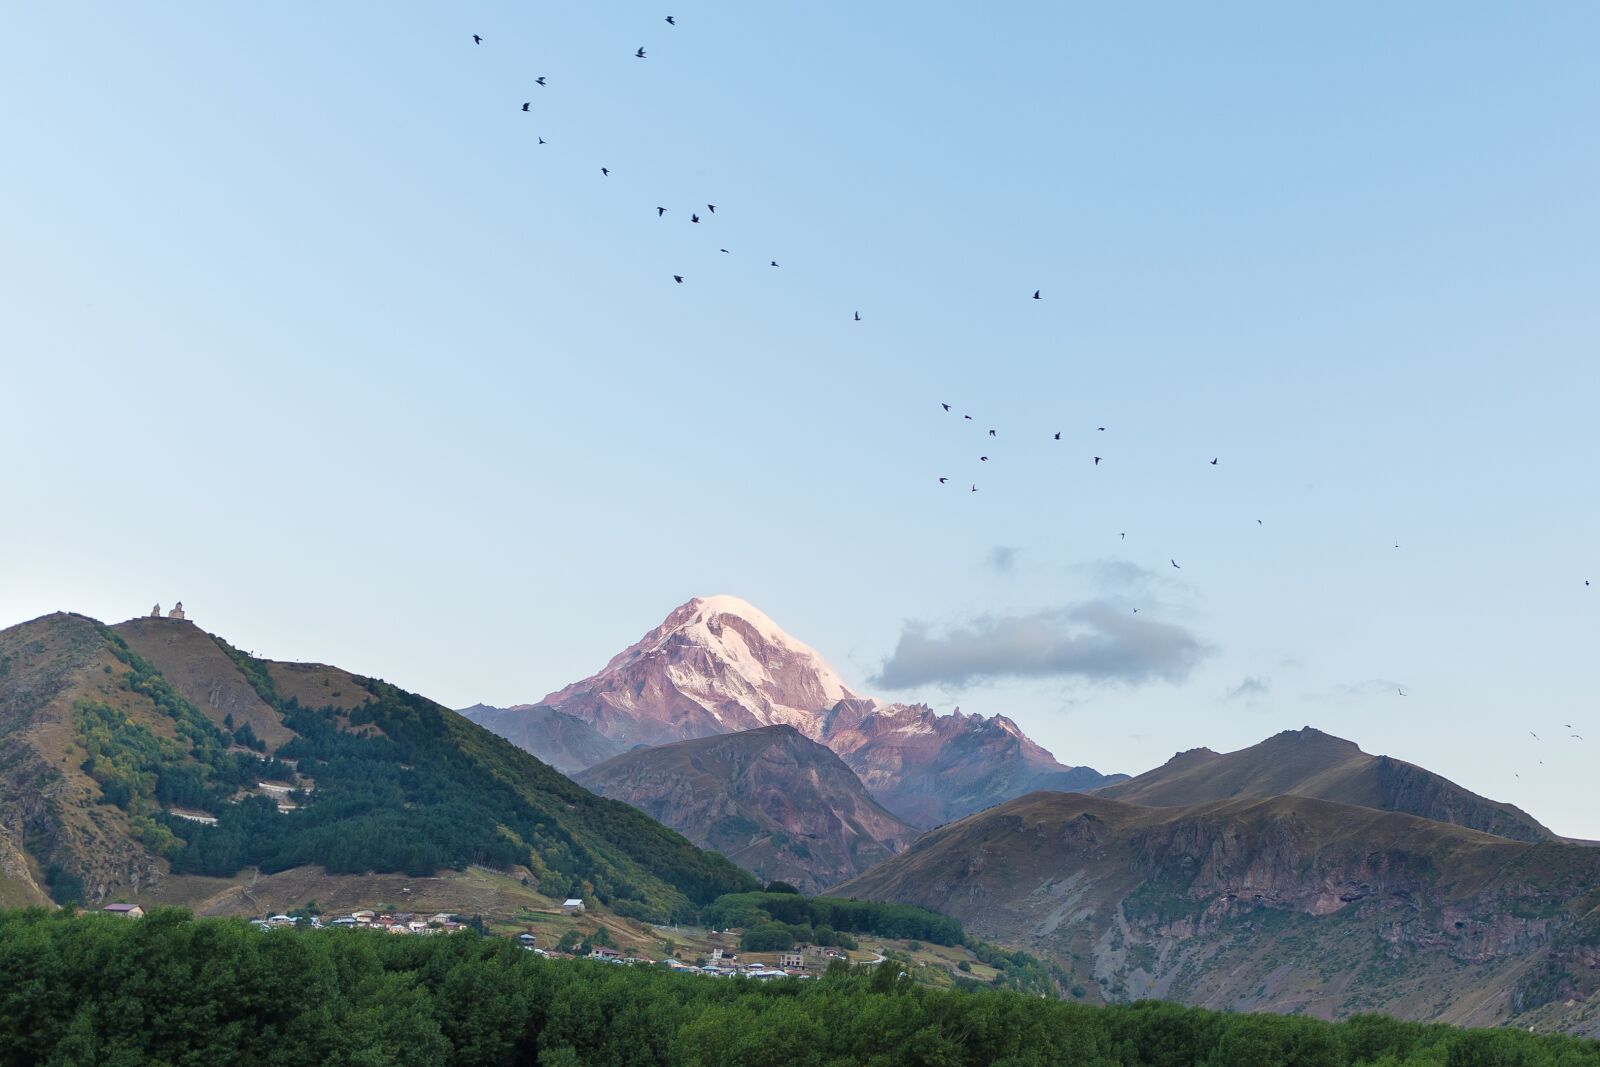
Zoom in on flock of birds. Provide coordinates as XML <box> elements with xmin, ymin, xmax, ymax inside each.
<box><xmin>475</xmin><ymin>21</ymin><xmax>818</xmax><ymax>300</ymax></box>
<box><xmin>467</xmin><ymin>19</ymin><xmax>1587</xmax><ymax>794</ymax></box>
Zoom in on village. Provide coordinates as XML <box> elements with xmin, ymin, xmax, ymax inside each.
<box><xmin>94</xmin><ymin>894</ymin><xmax>931</xmax><ymax>983</ymax></box>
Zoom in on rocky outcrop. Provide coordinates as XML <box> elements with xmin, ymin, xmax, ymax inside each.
<box><xmin>834</xmin><ymin>790</ymin><xmax>1600</xmax><ymax>1031</ymax></box>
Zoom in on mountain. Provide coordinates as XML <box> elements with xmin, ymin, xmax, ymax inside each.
<box><xmin>511</xmin><ymin>595</ymin><xmax>1120</xmax><ymax>827</ymax></box>
<box><xmin>0</xmin><ymin>611</ymin><xmax>755</xmax><ymax>916</ymax></box>
<box><xmin>1095</xmin><ymin>726</ymin><xmax>1553</xmax><ymax>842</ymax></box>
<box><xmin>575</xmin><ymin>725</ymin><xmax>918</xmax><ymax>893</ymax></box>
<box><xmin>820</xmin><ymin>698</ymin><xmax>1129</xmax><ymax>828</ymax></box>
<box><xmin>834</xmin><ymin>788</ymin><xmax>1600</xmax><ymax>1030</ymax></box>
<box><xmin>458</xmin><ymin>703</ymin><xmax>630</xmax><ymax>774</ymax></box>
<box><xmin>539</xmin><ymin>595</ymin><xmax>855</xmax><ymax>747</ymax></box>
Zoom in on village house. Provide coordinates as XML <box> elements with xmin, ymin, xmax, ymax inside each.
<box><xmin>102</xmin><ymin>904</ymin><xmax>144</xmax><ymax>919</ymax></box>
<box><xmin>589</xmin><ymin>946</ymin><xmax>622</xmax><ymax>961</ymax></box>
<box><xmin>561</xmin><ymin>898</ymin><xmax>585</xmax><ymax>914</ymax></box>
<box><xmin>779</xmin><ymin>951</ymin><xmax>805</xmax><ymax>970</ymax></box>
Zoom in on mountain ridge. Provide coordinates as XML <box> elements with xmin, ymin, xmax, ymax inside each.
<box><xmin>576</xmin><ymin>724</ymin><xmax>917</xmax><ymax>893</ymax></box>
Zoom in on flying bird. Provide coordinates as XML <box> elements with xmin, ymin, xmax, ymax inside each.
<box><xmin>707</xmin><ymin>204</ymin><xmax>716</xmax><ymax>213</ymax></box>
<box><xmin>1120</xmin><ymin>532</ymin><xmax>1125</xmax><ymax>540</ymax></box>
<box><xmin>1256</xmin><ymin>519</ymin><xmax>1263</xmax><ymax>525</ymax></box>
<box><xmin>636</xmin><ymin>47</ymin><xmax>647</xmax><ymax>58</ymax></box>
<box><xmin>1530</xmin><ymin>731</ymin><xmax>1540</xmax><ymax>741</ymax></box>
<box><xmin>1171</xmin><ymin>559</ymin><xmax>1181</xmax><ymax>569</ymax></box>
<box><xmin>1097</xmin><ymin>426</ymin><xmax>1106</xmax><ymax>431</ymax></box>
<box><xmin>770</xmin><ymin>260</ymin><xmax>779</xmax><ymax>267</ymax></box>
<box><xmin>1398</xmin><ymin>688</ymin><xmax>1405</xmax><ymax>697</ymax></box>
<box><xmin>521</xmin><ymin>102</ymin><xmax>530</xmax><ymax>112</ymax></box>
<box><xmin>1053</xmin><ymin>432</ymin><xmax>1061</xmax><ymax>440</ymax></box>
<box><xmin>1093</xmin><ymin>457</ymin><xmax>1102</xmax><ymax>465</ymax></box>
<box><xmin>691</xmin><ymin>213</ymin><xmax>700</xmax><ymax>223</ymax></box>
<box><xmin>1573</xmin><ymin>734</ymin><xmax>1585</xmax><ymax>741</ymax></box>
<box><xmin>941</xmin><ymin>403</ymin><xmax>950</xmax><ymax>411</ymax></box>
<box><xmin>1132</xmin><ymin>608</ymin><xmax>1139</xmax><ymax>614</ymax></box>
<box><xmin>980</xmin><ymin>456</ymin><xmax>989</xmax><ymax>462</ymax></box>
<box><xmin>970</xmin><ymin>484</ymin><xmax>978</xmax><ymax>493</ymax></box>
<box><xmin>673</xmin><ymin>275</ymin><xmax>684</xmax><ymax>283</ymax></box>
<box><xmin>538</xmin><ymin>137</ymin><xmax>546</xmax><ymax>144</ymax></box>
<box><xmin>601</xmin><ymin>167</ymin><xmax>609</xmax><ymax>176</ymax></box>
<box><xmin>938</xmin><ymin>477</ymin><xmax>948</xmax><ymax>484</ymax></box>
<box><xmin>536</xmin><ymin>76</ymin><xmax>547</xmax><ymax>86</ymax></box>
<box><xmin>854</xmin><ymin>311</ymin><xmax>861</xmax><ymax>321</ymax></box>
<box><xmin>963</xmin><ymin>415</ymin><xmax>973</xmax><ymax>420</ymax></box>
<box><xmin>1210</xmin><ymin>458</ymin><xmax>1218</xmax><ymax>465</ymax></box>
<box><xmin>720</xmin><ymin>248</ymin><xmax>730</xmax><ymax>253</ymax></box>
<box><xmin>473</xmin><ymin>34</ymin><xmax>482</xmax><ymax>44</ymax></box>
<box><xmin>988</xmin><ymin>429</ymin><xmax>996</xmax><ymax>437</ymax></box>
<box><xmin>657</xmin><ymin>206</ymin><xmax>667</xmax><ymax>217</ymax></box>
<box><xmin>1032</xmin><ymin>290</ymin><xmax>1041</xmax><ymax>300</ymax></box>
<box><xmin>665</xmin><ymin>15</ymin><xmax>676</xmax><ymax>24</ymax></box>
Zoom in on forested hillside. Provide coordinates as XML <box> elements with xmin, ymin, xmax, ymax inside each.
<box><xmin>0</xmin><ymin>613</ymin><xmax>755</xmax><ymax>919</ymax></box>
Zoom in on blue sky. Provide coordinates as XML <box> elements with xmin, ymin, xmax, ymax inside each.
<box><xmin>3</xmin><ymin>4</ymin><xmax>1597</xmax><ymax>833</ymax></box>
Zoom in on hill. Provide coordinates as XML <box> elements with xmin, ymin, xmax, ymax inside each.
<box><xmin>485</xmin><ymin>594</ymin><xmax>1122</xmax><ymax>827</ymax></box>
<box><xmin>1095</xmin><ymin>726</ymin><xmax>1553</xmax><ymax>842</ymax></box>
<box><xmin>458</xmin><ymin>703</ymin><xmax>630</xmax><ymax>774</ymax></box>
<box><xmin>0</xmin><ymin>611</ymin><xmax>755</xmax><ymax>919</ymax></box>
<box><xmin>834</xmin><ymin>789</ymin><xmax>1600</xmax><ymax>1031</ymax></box>
<box><xmin>575</xmin><ymin>725</ymin><xmax>917</xmax><ymax>892</ymax></box>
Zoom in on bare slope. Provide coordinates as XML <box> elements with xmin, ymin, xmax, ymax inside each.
<box><xmin>835</xmin><ymin>790</ymin><xmax>1600</xmax><ymax>1030</ymax></box>
<box><xmin>576</xmin><ymin>725</ymin><xmax>917</xmax><ymax>893</ymax></box>
<box><xmin>1096</xmin><ymin>726</ymin><xmax>1552</xmax><ymax>842</ymax></box>
<box><xmin>459</xmin><ymin>703</ymin><xmax>630</xmax><ymax>775</ymax></box>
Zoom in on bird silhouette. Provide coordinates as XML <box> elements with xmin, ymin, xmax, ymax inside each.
<box><xmin>1398</xmin><ymin>688</ymin><xmax>1406</xmax><ymax>697</ymax></box>
<box><xmin>1120</xmin><ymin>532</ymin><xmax>1125</xmax><ymax>540</ymax></box>
<box><xmin>1530</xmin><ymin>731</ymin><xmax>1541</xmax><ymax>741</ymax></box>
<box><xmin>770</xmin><ymin>260</ymin><xmax>779</xmax><ymax>267</ymax></box>
<box><xmin>963</xmin><ymin>415</ymin><xmax>973</xmax><ymax>420</ymax></box>
<box><xmin>473</xmin><ymin>34</ymin><xmax>482</xmax><ymax>44</ymax></box>
<box><xmin>1032</xmin><ymin>290</ymin><xmax>1041</xmax><ymax>300</ymax></box>
<box><xmin>665</xmin><ymin>15</ymin><xmax>676</xmax><ymax>25</ymax></box>
<box><xmin>1210</xmin><ymin>458</ymin><xmax>1218</xmax><ymax>465</ymax></box>
<box><xmin>1171</xmin><ymin>559</ymin><xmax>1181</xmax><ymax>569</ymax></box>
<box><xmin>673</xmin><ymin>275</ymin><xmax>684</xmax><ymax>283</ymax></box>
<box><xmin>1132</xmin><ymin>608</ymin><xmax>1139</xmax><ymax>613</ymax></box>
<box><xmin>636</xmin><ymin>47</ymin><xmax>647</xmax><ymax>58</ymax></box>
<box><xmin>1053</xmin><ymin>432</ymin><xmax>1061</xmax><ymax>440</ymax></box>
<box><xmin>719</xmin><ymin>248</ymin><xmax>730</xmax><ymax>253</ymax></box>
<box><xmin>941</xmin><ymin>403</ymin><xmax>951</xmax><ymax>411</ymax></box>
<box><xmin>939</xmin><ymin>477</ymin><xmax>948</xmax><ymax>484</ymax></box>
<box><xmin>601</xmin><ymin>167</ymin><xmax>609</xmax><ymax>176</ymax></box>
<box><xmin>1574</xmin><ymin>734</ymin><xmax>1585</xmax><ymax>741</ymax></box>
<box><xmin>970</xmin><ymin>484</ymin><xmax>978</xmax><ymax>493</ymax></box>
<box><xmin>657</xmin><ymin>207</ymin><xmax>667</xmax><ymax>217</ymax></box>
<box><xmin>1093</xmin><ymin>457</ymin><xmax>1102</xmax><ymax>466</ymax></box>
<box><xmin>707</xmin><ymin>204</ymin><xmax>716</xmax><ymax>213</ymax></box>
<box><xmin>1097</xmin><ymin>426</ymin><xmax>1106</xmax><ymax>431</ymax></box>
<box><xmin>538</xmin><ymin>137</ymin><xmax>546</xmax><ymax>144</ymax></box>
<box><xmin>854</xmin><ymin>311</ymin><xmax>861</xmax><ymax>321</ymax></box>
<box><xmin>536</xmin><ymin>76</ymin><xmax>546</xmax><ymax>86</ymax></box>
<box><xmin>691</xmin><ymin>213</ymin><xmax>700</xmax><ymax>223</ymax></box>
<box><xmin>988</xmin><ymin>429</ymin><xmax>996</xmax><ymax>437</ymax></box>
<box><xmin>979</xmin><ymin>456</ymin><xmax>989</xmax><ymax>462</ymax></box>
<box><xmin>521</xmin><ymin>102</ymin><xmax>530</xmax><ymax>112</ymax></box>
<box><xmin>1256</xmin><ymin>519</ymin><xmax>1263</xmax><ymax>525</ymax></box>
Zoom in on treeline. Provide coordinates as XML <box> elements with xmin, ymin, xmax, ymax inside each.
<box><xmin>706</xmin><ymin>892</ymin><xmax>965</xmax><ymax>947</ymax></box>
<box><xmin>3</xmin><ymin>909</ymin><xmax>1598</xmax><ymax>1067</ymax></box>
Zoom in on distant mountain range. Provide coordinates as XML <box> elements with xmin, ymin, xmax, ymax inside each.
<box><xmin>0</xmin><ymin>611</ymin><xmax>755</xmax><ymax>915</ymax></box>
<box><xmin>469</xmin><ymin>595</ymin><xmax>1124</xmax><ymax>829</ymax></box>
<box><xmin>836</xmin><ymin>728</ymin><xmax>1600</xmax><ymax>1033</ymax></box>
<box><xmin>458</xmin><ymin>703</ymin><xmax>631</xmax><ymax>775</ymax></box>
<box><xmin>575</xmin><ymin>725</ymin><xmax>917</xmax><ymax>893</ymax></box>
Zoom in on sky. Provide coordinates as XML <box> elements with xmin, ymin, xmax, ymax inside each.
<box><xmin>3</xmin><ymin>4</ymin><xmax>1597</xmax><ymax>833</ymax></box>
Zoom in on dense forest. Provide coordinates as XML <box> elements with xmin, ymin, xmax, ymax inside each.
<box><xmin>75</xmin><ymin>630</ymin><xmax>755</xmax><ymax>921</ymax></box>
<box><xmin>2</xmin><ymin>909</ymin><xmax>1596</xmax><ymax>1067</ymax></box>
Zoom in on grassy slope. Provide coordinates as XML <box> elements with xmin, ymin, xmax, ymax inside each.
<box><xmin>1096</xmin><ymin>727</ymin><xmax>1552</xmax><ymax>842</ymax></box>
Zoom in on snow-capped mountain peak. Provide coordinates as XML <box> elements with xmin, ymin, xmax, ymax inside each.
<box><xmin>540</xmin><ymin>595</ymin><xmax>856</xmax><ymax>745</ymax></box>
